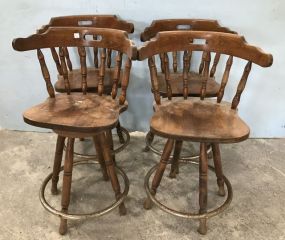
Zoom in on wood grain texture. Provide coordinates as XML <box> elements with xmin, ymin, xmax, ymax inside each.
<box><xmin>23</xmin><ymin>93</ymin><xmax>127</xmax><ymax>133</ymax></box>
<box><xmin>151</xmin><ymin>98</ymin><xmax>250</xmax><ymax>143</ymax></box>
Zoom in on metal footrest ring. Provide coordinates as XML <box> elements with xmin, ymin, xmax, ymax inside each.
<box><xmin>40</xmin><ymin>159</ymin><xmax>129</xmax><ymax>220</ymax></box>
<box><xmin>144</xmin><ymin>161</ymin><xmax>233</xmax><ymax>219</ymax></box>
<box><xmin>145</xmin><ymin>131</ymin><xmax>212</xmax><ymax>161</ymax></box>
<box><xmin>63</xmin><ymin>127</ymin><xmax>130</xmax><ymax>160</ymax></box>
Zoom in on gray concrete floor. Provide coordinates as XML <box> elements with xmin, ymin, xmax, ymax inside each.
<box><xmin>0</xmin><ymin>130</ymin><xmax>285</xmax><ymax>240</ymax></box>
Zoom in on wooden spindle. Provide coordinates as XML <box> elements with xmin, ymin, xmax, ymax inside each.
<box><xmin>164</xmin><ymin>53</ymin><xmax>172</xmax><ymax>100</ymax></box>
<box><xmin>217</xmin><ymin>56</ymin><xmax>233</xmax><ymax>103</ymax></box>
<box><xmin>78</xmin><ymin>47</ymin><xmax>87</xmax><ymax>94</ymax></box>
<box><xmin>93</xmin><ymin>35</ymin><xmax>99</xmax><ymax>68</ymax></box>
<box><xmin>98</xmin><ymin>48</ymin><xmax>106</xmax><ymax>96</ymax></box>
<box><xmin>231</xmin><ymin>61</ymin><xmax>252</xmax><ymax>109</ymax></box>
<box><xmin>159</xmin><ymin>53</ymin><xmax>165</xmax><ymax>73</ymax></box>
<box><xmin>111</xmin><ymin>52</ymin><xmax>123</xmax><ymax>99</ymax></box>
<box><xmin>172</xmin><ymin>51</ymin><xmax>178</xmax><ymax>72</ymax></box>
<box><xmin>37</xmin><ymin>49</ymin><xmax>55</xmax><ymax>98</ymax></box>
<box><xmin>107</xmin><ymin>49</ymin><xmax>112</xmax><ymax>68</ymax></box>
<box><xmin>50</xmin><ymin>48</ymin><xmax>62</xmax><ymax>75</ymax></box>
<box><xmin>210</xmin><ymin>53</ymin><xmax>221</xmax><ymax>77</ymax></box>
<box><xmin>63</xmin><ymin>47</ymin><xmax>72</xmax><ymax>71</ymax></box>
<box><xmin>59</xmin><ymin>47</ymin><xmax>70</xmax><ymax>94</ymax></box>
<box><xmin>119</xmin><ymin>58</ymin><xmax>132</xmax><ymax>105</ymax></box>
<box><xmin>148</xmin><ymin>57</ymin><xmax>161</xmax><ymax>105</ymax></box>
<box><xmin>187</xmin><ymin>50</ymin><xmax>193</xmax><ymax>72</ymax></box>
<box><xmin>199</xmin><ymin>51</ymin><xmax>207</xmax><ymax>74</ymax></box>
<box><xmin>183</xmin><ymin>51</ymin><xmax>189</xmax><ymax>99</ymax></box>
<box><xmin>200</xmin><ymin>52</ymin><xmax>211</xmax><ymax>100</ymax></box>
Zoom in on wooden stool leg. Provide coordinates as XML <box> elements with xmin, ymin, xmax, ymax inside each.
<box><xmin>93</xmin><ymin>136</ymin><xmax>109</xmax><ymax>181</ymax></box>
<box><xmin>169</xmin><ymin>140</ymin><xmax>183</xmax><ymax>178</ymax></box>
<box><xmin>51</xmin><ymin>135</ymin><xmax>65</xmax><ymax>195</ymax></box>
<box><xmin>198</xmin><ymin>142</ymin><xmax>208</xmax><ymax>235</ymax></box>
<box><xmin>143</xmin><ymin>131</ymin><xmax>154</xmax><ymax>152</ymax></box>
<box><xmin>211</xmin><ymin>143</ymin><xmax>225</xmax><ymax>196</ymax></box>
<box><xmin>59</xmin><ymin>138</ymin><xmax>75</xmax><ymax>235</ymax></box>
<box><xmin>106</xmin><ymin>130</ymin><xmax>116</xmax><ymax>165</ymax></box>
<box><xmin>116</xmin><ymin>121</ymin><xmax>125</xmax><ymax>144</ymax></box>
<box><xmin>98</xmin><ymin>132</ymin><xmax>127</xmax><ymax>216</ymax></box>
<box><xmin>144</xmin><ymin>139</ymin><xmax>174</xmax><ymax>210</ymax></box>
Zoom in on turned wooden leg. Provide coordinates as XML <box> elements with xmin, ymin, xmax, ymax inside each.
<box><xmin>144</xmin><ymin>139</ymin><xmax>174</xmax><ymax>210</ymax></box>
<box><xmin>143</xmin><ymin>131</ymin><xmax>154</xmax><ymax>152</ymax></box>
<box><xmin>169</xmin><ymin>140</ymin><xmax>183</xmax><ymax>178</ymax></box>
<box><xmin>51</xmin><ymin>135</ymin><xmax>66</xmax><ymax>195</ymax></box>
<box><xmin>93</xmin><ymin>136</ymin><xmax>109</xmax><ymax>181</ymax></box>
<box><xmin>198</xmin><ymin>142</ymin><xmax>208</xmax><ymax>235</ymax></box>
<box><xmin>116</xmin><ymin>121</ymin><xmax>125</xmax><ymax>144</ymax></box>
<box><xmin>98</xmin><ymin>132</ymin><xmax>127</xmax><ymax>216</ymax></box>
<box><xmin>59</xmin><ymin>138</ymin><xmax>75</xmax><ymax>235</ymax></box>
<box><xmin>211</xmin><ymin>143</ymin><xmax>225</xmax><ymax>196</ymax></box>
<box><xmin>106</xmin><ymin>130</ymin><xmax>116</xmax><ymax>165</ymax></box>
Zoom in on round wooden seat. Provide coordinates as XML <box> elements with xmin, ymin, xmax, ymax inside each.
<box><xmin>23</xmin><ymin>93</ymin><xmax>128</xmax><ymax>133</ymax></box>
<box><xmin>151</xmin><ymin>99</ymin><xmax>250</xmax><ymax>143</ymax></box>
<box><xmin>55</xmin><ymin>68</ymin><xmax>124</xmax><ymax>93</ymax></box>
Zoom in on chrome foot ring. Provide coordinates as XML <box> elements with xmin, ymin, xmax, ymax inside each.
<box><xmin>64</xmin><ymin>127</ymin><xmax>130</xmax><ymax>160</ymax></box>
<box><xmin>144</xmin><ymin>161</ymin><xmax>233</xmax><ymax>219</ymax></box>
<box><xmin>145</xmin><ymin>131</ymin><xmax>212</xmax><ymax>161</ymax></box>
<box><xmin>40</xmin><ymin>160</ymin><xmax>129</xmax><ymax>220</ymax></box>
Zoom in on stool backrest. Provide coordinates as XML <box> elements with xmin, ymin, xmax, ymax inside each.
<box><xmin>138</xmin><ymin>31</ymin><xmax>272</xmax><ymax>109</ymax></box>
<box><xmin>13</xmin><ymin>27</ymin><xmax>137</xmax><ymax>104</ymax></box>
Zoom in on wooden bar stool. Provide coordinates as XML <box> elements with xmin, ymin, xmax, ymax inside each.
<box><xmin>140</xmin><ymin>19</ymin><xmax>236</xmax><ymax>162</ymax></box>
<box><xmin>37</xmin><ymin>15</ymin><xmax>134</xmax><ymax>159</ymax></box>
<box><xmin>13</xmin><ymin>27</ymin><xmax>136</xmax><ymax>234</ymax></box>
<box><xmin>138</xmin><ymin>30</ymin><xmax>272</xmax><ymax>234</ymax></box>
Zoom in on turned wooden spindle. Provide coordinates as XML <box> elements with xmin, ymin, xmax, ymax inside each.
<box><xmin>111</xmin><ymin>52</ymin><xmax>123</xmax><ymax>99</ymax></box>
<box><xmin>98</xmin><ymin>48</ymin><xmax>106</xmax><ymax>96</ymax></box>
<box><xmin>199</xmin><ymin>51</ymin><xmax>207</xmax><ymax>74</ymax></box>
<box><xmin>37</xmin><ymin>49</ymin><xmax>55</xmax><ymax>98</ymax></box>
<box><xmin>210</xmin><ymin>53</ymin><xmax>221</xmax><ymax>77</ymax></box>
<box><xmin>148</xmin><ymin>57</ymin><xmax>161</xmax><ymax>105</ymax></box>
<box><xmin>78</xmin><ymin>47</ymin><xmax>87</xmax><ymax>94</ymax></box>
<box><xmin>159</xmin><ymin>53</ymin><xmax>165</xmax><ymax>73</ymax></box>
<box><xmin>93</xmin><ymin>35</ymin><xmax>99</xmax><ymax>68</ymax></box>
<box><xmin>59</xmin><ymin>47</ymin><xmax>71</xmax><ymax>94</ymax></box>
<box><xmin>217</xmin><ymin>56</ymin><xmax>233</xmax><ymax>103</ymax></box>
<box><xmin>172</xmin><ymin>51</ymin><xmax>178</xmax><ymax>72</ymax></box>
<box><xmin>63</xmin><ymin>47</ymin><xmax>72</xmax><ymax>71</ymax></box>
<box><xmin>187</xmin><ymin>49</ymin><xmax>193</xmax><ymax>72</ymax></box>
<box><xmin>183</xmin><ymin>51</ymin><xmax>190</xmax><ymax>99</ymax></box>
<box><xmin>50</xmin><ymin>47</ymin><xmax>62</xmax><ymax>75</ymax></box>
<box><xmin>164</xmin><ymin>53</ymin><xmax>172</xmax><ymax>100</ymax></box>
<box><xmin>119</xmin><ymin>58</ymin><xmax>132</xmax><ymax>105</ymax></box>
<box><xmin>231</xmin><ymin>61</ymin><xmax>252</xmax><ymax>109</ymax></box>
<box><xmin>107</xmin><ymin>49</ymin><xmax>112</xmax><ymax>68</ymax></box>
<box><xmin>200</xmin><ymin>52</ymin><xmax>211</xmax><ymax>100</ymax></box>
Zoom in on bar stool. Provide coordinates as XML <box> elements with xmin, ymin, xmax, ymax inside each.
<box><xmin>13</xmin><ymin>27</ymin><xmax>136</xmax><ymax>234</ymax></box>
<box><xmin>138</xmin><ymin>30</ymin><xmax>272</xmax><ymax>234</ymax></box>
<box><xmin>37</xmin><ymin>15</ymin><xmax>134</xmax><ymax>160</ymax></box>
<box><xmin>140</xmin><ymin>19</ymin><xmax>236</xmax><ymax>164</ymax></box>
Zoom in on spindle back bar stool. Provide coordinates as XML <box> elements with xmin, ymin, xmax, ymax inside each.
<box><xmin>138</xmin><ymin>30</ymin><xmax>272</xmax><ymax>234</ymax></box>
<box><xmin>37</xmin><ymin>15</ymin><xmax>135</xmax><ymax>159</ymax></box>
<box><xmin>13</xmin><ymin>27</ymin><xmax>136</xmax><ymax>235</ymax></box>
<box><xmin>140</xmin><ymin>19</ymin><xmax>237</xmax><ymax>161</ymax></box>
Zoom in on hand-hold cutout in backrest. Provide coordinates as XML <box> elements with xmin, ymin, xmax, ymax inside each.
<box><xmin>176</xmin><ymin>24</ymin><xmax>192</xmax><ymax>30</ymax></box>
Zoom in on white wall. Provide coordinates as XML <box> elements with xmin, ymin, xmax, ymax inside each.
<box><xmin>0</xmin><ymin>0</ymin><xmax>284</xmax><ymax>137</ymax></box>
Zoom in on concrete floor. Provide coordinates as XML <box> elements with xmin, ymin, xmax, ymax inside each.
<box><xmin>0</xmin><ymin>130</ymin><xmax>284</xmax><ymax>240</ymax></box>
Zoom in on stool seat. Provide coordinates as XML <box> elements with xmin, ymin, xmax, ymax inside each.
<box><xmin>151</xmin><ymin>99</ymin><xmax>249</xmax><ymax>143</ymax></box>
<box><xmin>23</xmin><ymin>93</ymin><xmax>127</xmax><ymax>133</ymax></box>
<box><xmin>54</xmin><ymin>68</ymin><xmax>124</xmax><ymax>93</ymax></box>
<box><xmin>157</xmin><ymin>71</ymin><xmax>220</xmax><ymax>97</ymax></box>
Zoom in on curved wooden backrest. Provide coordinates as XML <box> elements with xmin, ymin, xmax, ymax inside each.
<box><xmin>12</xmin><ymin>27</ymin><xmax>136</xmax><ymax>104</ymax></box>
<box><xmin>140</xmin><ymin>19</ymin><xmax>236</xmax><ymax>42</ymax></box>
<box><xmin>38</xmin><ymin>15</ymin><xmax>134</xmax><ymax>34</ymax></box>
<box><xmin>138</xmin><ymin>31</ymin><xmax>273</xmax><ymax>108</ymax></box>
